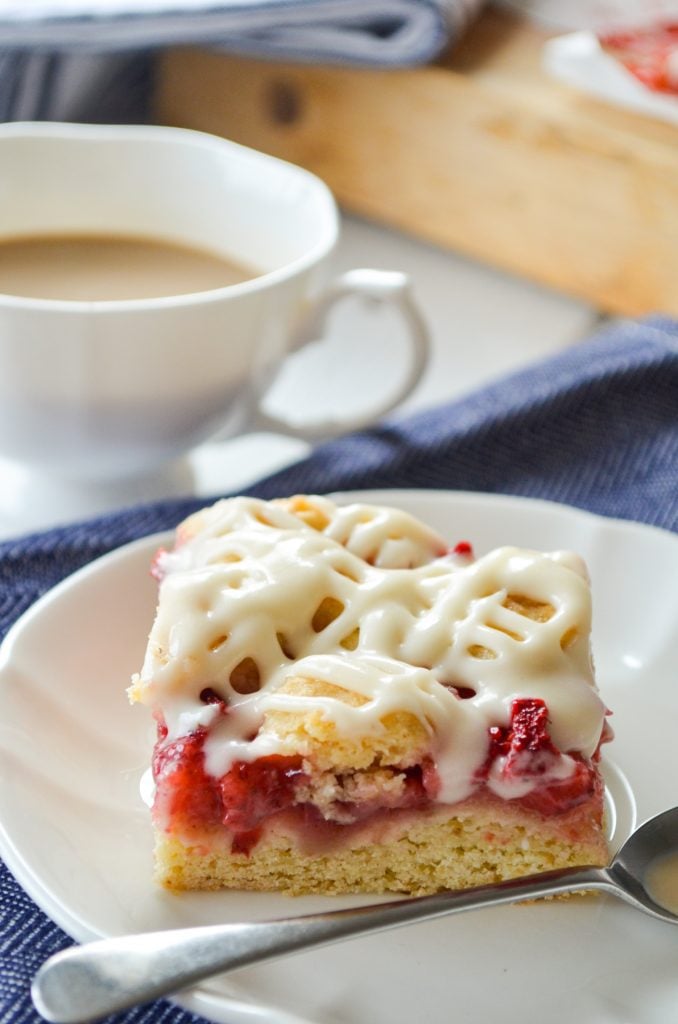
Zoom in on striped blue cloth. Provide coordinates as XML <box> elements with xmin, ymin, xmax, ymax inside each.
<box><xmin>0</xmin><ymin>0</ymin><xmax>485</xmax><ymax>120</ymax></box>
<box><xmin>0</xmin><ymin>313</ymin><xmax>677</xmax><ymax>1024</ymax></box>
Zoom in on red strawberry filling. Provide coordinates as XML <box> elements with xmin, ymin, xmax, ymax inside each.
<box><xmin>219</xmin><ymin>756</ymin><xmax>308</xmax><ymax>832</ymax></box>
<box><xmin>516</xmin><ymin>759</ymin><xmax>602</xmax><ymax>817</ymax></box>
<box><xmin>153</xmin><ymin>727</ymin><xmax>224</xmax><ymax>831</ymax></box>
<box><xmin>151</xmin><ymin>697</ymin><xmax>604</xmax><ymax>854</ymax></box>
<box><xmin>602</xmin><ymin>24</ymin><xmax>678</xmax><ymax>94</ymax></box>
<box><xmin>485</xmin><ymin>697</ymin><xmax>560</xmax><ymax>776</ymax></box>
<box><xmin>478</xmin><ymin>697</ymin><xmax>601</xmax><ymax>814</ymax></box>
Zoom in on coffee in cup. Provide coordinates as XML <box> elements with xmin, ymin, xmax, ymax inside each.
<box><xmin>0</xmin><ymin>122</ymin><xmax>429</xmax><ymax>484</ymax></box>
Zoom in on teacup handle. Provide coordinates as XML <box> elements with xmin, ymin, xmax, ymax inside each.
<box><xmin>252</xmin><ymin>269</ymin><xmax>429</xmax><ymax>441</ymax></box>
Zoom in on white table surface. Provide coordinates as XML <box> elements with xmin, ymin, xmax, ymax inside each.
<box><xmin>0</xmin><ymin>213</ymin><xmax>600</xmax><ymax>541</ymax></box>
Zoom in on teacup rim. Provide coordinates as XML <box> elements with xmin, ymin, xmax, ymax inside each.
<box><xmin>0</xmin><ymin>121</ymin><xmax>339</xmax><ymax>312</ymax></box>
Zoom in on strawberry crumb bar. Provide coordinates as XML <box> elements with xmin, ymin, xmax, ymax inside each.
<box><xmin>129</xmin><ymin>495</ymin><xmax>612</xmax><ymax>895</ymax></box>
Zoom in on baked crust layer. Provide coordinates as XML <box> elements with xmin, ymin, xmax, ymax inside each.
<box><xmin>156</xmin><ymin>797</ymin><xmax>608</xmax><ymax>895</ymax></box>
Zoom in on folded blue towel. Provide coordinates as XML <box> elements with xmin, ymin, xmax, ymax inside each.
<box><xmin>0</xmin><ymin>313</ymin><xmax>676</xmax><ymax>1024</ymax></box>
<box><xmin>0</xmin><ymin>0</ymin><xmax>485</xmax><ymax>119</ymax></box>
<box><xmin>0</xmin><ymin>0</ymin><xmax>482</xmax><ymax>60</ymax></box>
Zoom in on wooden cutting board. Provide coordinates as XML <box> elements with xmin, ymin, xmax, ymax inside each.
<box><xmin>154</xmin><ymin>6</ymin><xmax>678</xmax><ymax>316</ymax></box>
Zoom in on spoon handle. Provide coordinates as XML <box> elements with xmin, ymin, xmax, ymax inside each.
<box><xmin>32</xmin><ymin>865</ymin><xmax>610</xmax><ymax>1024</ymax></box>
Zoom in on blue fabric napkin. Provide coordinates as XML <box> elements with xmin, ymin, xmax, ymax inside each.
<box><xmin>1</xmin><ymin>313</ymin><xmax>677</xmax><ymax>1024</ymax></box>
<box><xmin>0</xmin><ymin>0</ymin><xmax>480</xmax><ymax>60</ymax></box>
<box><xmin>0</xmin><ymin>0</ymin><xmax>485</xmax><ymax>120</ymax></box>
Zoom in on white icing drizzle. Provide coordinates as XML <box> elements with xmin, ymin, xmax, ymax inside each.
<box><xmin>132</xmin><ymin>496</ymin><xmax>606</xmax><ymax>806</ymax></box>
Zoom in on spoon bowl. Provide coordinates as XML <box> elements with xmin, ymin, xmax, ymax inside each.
<box><xmin>607</xmin><ymin>804</ymin><xmax>678</xmax><ymax>921</ymax></box>
<box><xmin>32</xmin><ymin>806</ymin><xmax>678</xmax><ymax>1024</ymax></box>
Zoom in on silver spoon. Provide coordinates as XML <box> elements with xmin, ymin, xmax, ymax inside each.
<box><xmin>32</xmin><ymin>805</ymin><xmax>678</xmax><ymax>1024</ymax></box>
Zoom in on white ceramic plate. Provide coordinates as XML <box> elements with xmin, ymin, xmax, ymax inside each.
<box><xmin>1</xmin><ymin>490</ymin><xmax>677</xmax><ymax>1024</ymax></box>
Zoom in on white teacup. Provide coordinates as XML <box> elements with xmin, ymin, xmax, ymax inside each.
<box><xmin>0</xmin><ymin>122</ymin><xmax>429</xmax><ymax>485</ymax></box>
